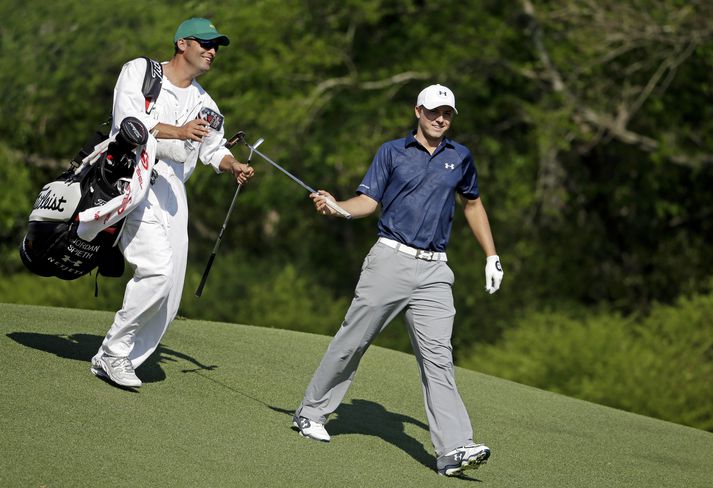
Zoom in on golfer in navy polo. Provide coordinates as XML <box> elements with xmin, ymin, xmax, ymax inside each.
<box><xmin>293</xmin><ymin>84</ymin><xmax>504</xmax><ymax>477</ymax></box>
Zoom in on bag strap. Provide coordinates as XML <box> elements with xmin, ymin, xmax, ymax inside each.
<box><xmin>140</xmin><ymin>57</ymin><xmax>163</xmax><ymax>114</ymax></box>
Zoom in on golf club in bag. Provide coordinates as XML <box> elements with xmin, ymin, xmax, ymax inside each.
<box><xmin>195</xmin><ymin>132</ymin><xmax>263</xmax><ymax>297</ymax></box>
<box><xmin>20</xmin><ymin>117</ymin><xmax>149</xmax><ymax>281</ymax></box>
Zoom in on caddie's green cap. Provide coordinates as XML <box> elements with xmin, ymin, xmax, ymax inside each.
<box><xmin>174</xmin><ymin>18</ymin><xmax>230</xmax><ymax>46</ymax></box>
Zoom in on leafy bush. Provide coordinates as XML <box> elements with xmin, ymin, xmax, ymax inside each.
<box><xmin>0</xmin><ymin>143</ymin><xmax>35</xmax><ymax>271</ymax></box>
<box><xmin>238</xmin><ymin>264</ymin><xmax>349</xmax><ymax>336</ymax></box>
<box><xmin>178</xmin><ymin>257</ymin><xmax>349</xmax><ymax>337</ymax></box>
<box><xmin>463</xmin><ymin>292</ymin><xmax>713</xmax><ymax>431</ymax></box>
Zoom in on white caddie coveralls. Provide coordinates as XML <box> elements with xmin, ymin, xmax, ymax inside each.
<box><xmin>92</xmin><ymin>57</ymin><xmax>233</xmax><ymax>368</ymax></box>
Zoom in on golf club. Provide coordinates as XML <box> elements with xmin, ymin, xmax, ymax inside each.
<box><xmin>195</xmin><ymin>132</ymin><xmax>263</xmax><ymax>297</ymax></box>
<box><xmin>240</xmin><ymin>138</ymin><xmax>352</xmax><ymax>219</ymax></box>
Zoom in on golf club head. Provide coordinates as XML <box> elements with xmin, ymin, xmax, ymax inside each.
<box><xmin>225</xmin><ymin>131</ymin><xmax>246</xmax><ymax>149</ymax></box>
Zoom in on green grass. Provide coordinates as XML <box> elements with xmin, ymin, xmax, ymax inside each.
<box><xmin>2</xmin><ymin>303</ymin><xmax>712</xmax><ymax>488</ymax></box>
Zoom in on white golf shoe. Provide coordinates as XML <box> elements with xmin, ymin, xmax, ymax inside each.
<box><xmin>437</xmin><ymin>443</ymin><xmax>491</xmax><ymax>476</ymax></box>
<box><xmin>292</xmin><ymin>415</ymin><xmax>331</xmax><ymax>442</ymax></box>
<box><xmin>91</xmin><ymin>354</ymin><xmax>142</xmax><ymax>388</ymax></box>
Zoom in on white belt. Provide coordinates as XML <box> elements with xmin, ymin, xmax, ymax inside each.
<box><xmin>377</xmin><ymin>237</ymin><xmax>447</xmax><ymax>262</ymax></box>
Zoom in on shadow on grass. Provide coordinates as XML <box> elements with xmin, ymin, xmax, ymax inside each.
<box><xmin>6</xmin><ymin>331</ymin><xmax>216</xmax><ymax>383</ymax></box>
<box><xmin>10</xmin><ymin>330</ymin><xmax>485</xmax><ymax>480</ymax></box>
<box><xmin>270</xmin><ymin>399</ymin><xmax>443</xmax><ymax>473</ymax></box>
<box><xmin>180</xmin><ymin>372</ymin><xmax>463</xmax><ymax>477</ymax></box>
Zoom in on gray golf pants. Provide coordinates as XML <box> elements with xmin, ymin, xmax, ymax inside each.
<box><xmin>297</xmin><ymin>240</ymin><xmax>474</xmax><ymax>456</ymax></box>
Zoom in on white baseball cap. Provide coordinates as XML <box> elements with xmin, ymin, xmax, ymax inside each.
<box><xmin>416</xmin><ymin>84</ymin><xmax>458</xmax><ymax>114</ymax></box>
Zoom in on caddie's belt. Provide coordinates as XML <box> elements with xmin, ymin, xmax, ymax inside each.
<box><xmin>377</xmin><ymin>237</ymin><xmax>448</xmax><ymax>262</ymax></box>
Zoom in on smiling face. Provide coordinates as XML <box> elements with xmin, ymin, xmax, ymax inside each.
<box><xmin>177</xmin><ymin>37</ymin><xmax>218</xmax><ymax>76</ymax></box>
<box><xmin>415</xmin><ymin>105</ymin><xmax>454</xmax><ymax>148</ymax></box>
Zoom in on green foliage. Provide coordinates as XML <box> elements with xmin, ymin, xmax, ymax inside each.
<box><xmin>239</xmin><ymin>263</ymin><xmax>349</xmax><ymax>335</ymax></box>
<box><xmin>175</xmin><ymin>255</ymin><xmax>350</xmax><ymax>336</ymax></box>
<box><xmin>0</xmin><ymin>270</ymin><xmax>128</xmax><ymax>312</ymax></box>
<box><xmin>0</xmin><ymin>142</ymin><xmax>34</xmax><ymax>270</ymax></box>
<box><xmin>464</xmin><ymin>291</ymin><xmax>713</xmax><ymax>431</ymax></box>
<box><xmin>0</xmin><ymin>1</ymin><xmax>173</xmax><ymax>156</ymax></box>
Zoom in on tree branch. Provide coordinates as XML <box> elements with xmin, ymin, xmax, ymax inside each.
<box><xmin>520</xmin><ymin>0</ymin><xmax>713</xmax><ymax>168</ymax></box>
<box><xmin>300</xmin><ymin>70</ymin><xmax>431</xmax><ymax>131</ymax></box>
<box><xmin>24</xmin><ymin>153</ymin><xmax>66</xmax><ymax>170</ymax></box>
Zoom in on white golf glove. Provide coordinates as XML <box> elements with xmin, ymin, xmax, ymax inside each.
<box><xmin>485</xmin><ymin>255</ymin><xmax>503</xmax><ymax>294</ymax></box>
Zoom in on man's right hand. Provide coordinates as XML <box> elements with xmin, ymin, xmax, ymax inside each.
<box><xmin>178</xmin><ymin>118</ymin><xmax>211</xmax><ymax>142</ymax></box>
<box><xmin>153</xmin><ymin>119</ymin><xmax>210</xmax><ymax>141</ymax></box>
<box><xmin>310</xmin><ymin>190</ymin><xmax>337</xmax><ymax>216</ymax></box>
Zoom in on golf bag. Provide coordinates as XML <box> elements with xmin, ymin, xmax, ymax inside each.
<box><xmin>19</xmin><ymin>57</ymin><xmax>162</xmax><ymax>281</ymax></box>
<box><xmin>19</xmin><ymin>117</ymin><xmax>149</xmax><ymax>280</ymax></box>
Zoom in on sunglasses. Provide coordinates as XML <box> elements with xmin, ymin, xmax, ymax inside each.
<box><xmin>187</xmin><ymin>37</ymin><xmax>221</xmax><ymax>51</ymax></box>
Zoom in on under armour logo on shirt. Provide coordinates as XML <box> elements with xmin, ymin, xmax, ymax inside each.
<box><xmin>444</xmin><ymin>163</ymin><xmax>455</xmax><ymax>170</ymax></box>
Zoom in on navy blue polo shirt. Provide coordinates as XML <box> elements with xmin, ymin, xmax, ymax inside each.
<box><xmin>357</xmin><ymin>131</ymin><xmax>479</xmax><ymax>252</ymax></box>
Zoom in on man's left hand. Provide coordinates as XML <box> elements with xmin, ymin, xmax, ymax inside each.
<box><xmin>230</xmin><ymin>161</ymin><xmax>254</xmax><ymax>185</ymax></box>
<box><xmin>485</xmin><ymin>255</ymin><xmax>503</xmax><ymax>294</ymax></box>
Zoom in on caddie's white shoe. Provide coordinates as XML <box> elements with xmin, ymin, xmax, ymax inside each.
<box><xmin>91</xmin><ymin>354</ymin><xmax>142</xmax><ymax>388</ymax></box>
<box><xmin>437</xmin><ymin>443</ymin><xmax>491</xmax><ymax>476</ymax></box>
<box><xmin>292</xmin><ymin>415</ymin><xmax>331</xmax><ymax>442</ymax></box>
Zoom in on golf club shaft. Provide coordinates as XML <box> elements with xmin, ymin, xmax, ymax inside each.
<box><xmin>245</xmin><ymin>144</ymin><xmax>352</xmax><ymax>219</ymax></box>
<box><xmin>249</xmin><ymin>146</ymin><xmax>316</xmax><ymax>193</ymax></box>
<box><xmin>194</xmin><ymin>183</ymin><xmax>242</xmax><ymax>297</ymax></box>
<box><xmin>195</xmin><ymin>132</ymin><xmax>257</xmax><ymax>297</ymax></box>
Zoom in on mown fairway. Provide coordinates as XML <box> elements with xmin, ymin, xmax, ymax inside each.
<box><xmin>2</xmin><ymin>303</ymin><xmax>711</xmax><ymax>487</ymax></box>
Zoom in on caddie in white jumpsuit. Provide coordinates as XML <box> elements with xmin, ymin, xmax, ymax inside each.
<box><xmin>294</xmin><ymin>84</ymin><xmax>504</xmax><ymax>477</ymax></box>
<box><xmin>90</xmin><ymin>18</ymin><xmax>253</xmax><ymax>388</ymax></box>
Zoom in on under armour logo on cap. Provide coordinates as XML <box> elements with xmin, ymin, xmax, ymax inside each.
<box><xmin>417</xmin><ymin>84</ymin><xmax>458</xmax><ymax>114</ymax></box>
